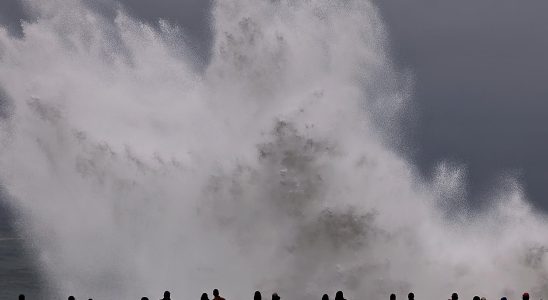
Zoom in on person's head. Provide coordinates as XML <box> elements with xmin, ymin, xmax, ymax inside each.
<box><xmin>255</xmin><ymin>291</ymin><xmax>262</xmax><ymax>300</ymax></box>
<box><xmin>142</xmin><ymin>298</ymin><xmax>149</xmax><ymax>300</ymax></box>
<box><xmin>391</xmin><ymin>294</ymin><xmax>396</xmax><ymax>300</ymax></box>
<box><xmin>164</xmin><ymin>291</ymin><xmax>171</xmax><ymax>299</ymax></box>
<box><xmin>501</xmin><ymin>297</ymin><xmax>507</xmax><ymax>300</ymax></box>
<box><xmin>473</xmin><ymin>296</ymin><xmax>480</xmax><ymax>300</ymax></box>
<box><xmin>68</xmin><ymin>296</ymin><xmax>75</xmax><ymax>300</ymax></box>
<box><xmin>272</xmin><ymin>293</ymin><xmax>280</xmax><ymax>300</ymax></box>
<box><xmin>19</xmin><ymin>295</ymin><xmax>25</xmax><ymax>300</ymax></box>
<box><xmin>202</xmin><ymin>293</ymin><xmax>210</xmax><ymax>300</ymax></box>
<box><xmin>523</xmin><ymin>293</ymin><xmax>530</xmax><ymax>300</ymax></box>
<box><xmin>336</xmin><ymin>291</ymin><xmax>344</xmax><ymax>300</ymax></box>
<box><xmin>322</xmin><ymin>294</ymin><xmax>329</xmax><ymax>300</ymax></box>
<box><xmin>408</xmin><ymin>293</ymin><xmax>414</xmax><ymax>300</ymax></box>
<box><xmin>213</xmin><ymin>290</ymin><xmax>219</xmax><ymax>297</ymax></box>
<box><xmin>452</xmin><ymin>293</ymin><xmax>458</xmax><ymax>300</ymax></box>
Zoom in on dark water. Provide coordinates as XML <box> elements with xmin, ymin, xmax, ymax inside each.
<box><xmin>0</xmin><ymin>200</ymin><xmax>46</xmax><ymax>299</ymax></box>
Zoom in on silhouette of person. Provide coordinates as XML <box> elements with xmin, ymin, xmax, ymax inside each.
<box><xmin>202</xmin><ymin>293</ymin><xmax>210</xmax><ymax>300</ymax></box>
<box><xmin>322</xmin><ymin>294</ymin><xmax>329</xmax><ymax>300</ymax></box>
<box><xmin>473</xmin><ymin>296</ymin><xmax>480</xmax><ymax>300</ymax></box>
<box><xmin>254</xmin><ymin>291</ymin><xmax>262</xmax><ymax>300</ymax></box>
<box><xmin>335</xmin><ymin>291</ymin><xmax>346</xmax><ymax>300</ymax></box>
<box><xmin>524</xmin><ymin>293</ymin><xmax>530</xmax><ymax>300</ymax></box>
<box><xmin>391</xmin><ymin>294</ymin><xmax>396</xmax><ymax>300</ymax></box>
<box><xmin>272</xmin><ymin>293</ymin><xmax>280</xmax><ymax>300</ymax></box>
<box><xmin>162</xmin><ymin>291</ymin><xmax>171</xmax><ymax>300</ymax></box>
<box><xmin>408</xmin><ymin>293</ymin><xmax>414</xmax><ymax>300</ymax></box>
<box><xmin>213</xmin><ymin>289</ymin><xmax>225</xmax><ymax>300</ymax></box>
<box><xmin>19</xmin><ymin>295</ymin><xmax>25</xmax><ymax>300</ymax></box>
<box><xmin>452</xmin><ymin>293</ymin><xmax>458</xmax><ymax>300</ymax></box>
<box><xmin>68</xmin><ymin>296</ymin><xmax>75</xmax><ymax>300</ymax></box>
<box><xmin>142</xmin><ymin>298</ymin><xmax>150</xmax><ymax>300</ymax></box>
<box><xmin>501</xmin><ymin>297</ymin><xmax>507</xmax><ymax>300</ymax></box>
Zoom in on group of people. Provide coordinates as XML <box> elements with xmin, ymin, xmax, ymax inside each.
<box><xmin>16</xmin><ymin>289</ymin><xmax>535</xmax><ymax>300</ymax></box>
<box><xmin>202</xmin><ymin>289</ymin><xmax>346</xmax><ymax>300</ymax></box>
<box><xmin>15</xmin><ymin>288</ymin><xmax>341</xmax><ymax>300</ymax></box>
<box><xmin>392</xmin><ymin>291</ymin><xmax>533</xmax><ymax>300</ymax></box>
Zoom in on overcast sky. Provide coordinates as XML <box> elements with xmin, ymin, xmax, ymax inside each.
<box><xmin>375</xmin><ymin>0</ymin><xmax>548</xmax><ymax>208</ymax></box>
<box><xmin>1</xmin><ymin>0</ymin><xmax>548</xmax><ymax>208</ymax></box>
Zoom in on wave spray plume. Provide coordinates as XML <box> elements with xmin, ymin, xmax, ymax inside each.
<box><xmin>1</xmin><ymin>0</ymin><xmax>548</xmax><ymax>299</ymax></box>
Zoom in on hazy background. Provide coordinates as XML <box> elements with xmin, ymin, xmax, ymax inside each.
<box><xmin>375</xmin><ymin>0</ymin><xmax>548</xmax><ymax>209</ymax></box>
<box><xmin>1</xmin><ymin>0</ymin><xmax>548</xmax><ymax>297</ymax></box>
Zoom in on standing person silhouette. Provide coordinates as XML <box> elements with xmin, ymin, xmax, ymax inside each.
<box><xmin>452</xmin><ymin>293</ymin><xmax>458</xmax><ymax>300</ymax></box>
<box><xmin>523</xmin><ymin>293</ymin><xmax>530</xmax><ymax>300</ymax></box>
<box><xmin>391</xmin><ymin>294</ymin><xmax>396</xmax><ymax>300</ymax></box>
<box><xmin>254</xmin><ymin>291</ymin><xmax>262</xmax><ymax>300</ymax></box>
<box><xmin>68</xmin><ymin>296</ymin><xmax>75</xmax><ymax>300</ymax></box>
<box><xmin>322</xmin><ymin>294</ymin><xmax>329</xmax><ymax>300</ymax></box>
<box><xmin>142</xmin><ymin>298</ymin><xmax>150</xmax><ymax>300</ymax></box>
<box><xmin>161</xmin><ymin>291</ymin><xmax>171</xmax><ymax>300</ymax></box>
<box><xmin>19</xmin><ymin>295</ymin><xmax>25</xmax><ymax>300</ymax></box>
<box><xmin>408</xmin><ymin>293</ymin><xmax>414</xmax><ymax>300</ymax></box>
<box><xmin>213</xmin><ymin>289</ymin><xmax>225</xmax><ymax>300</ymax></box>
<box><xmin>202</xmin><ymin>293</ymin><xmax>210</xmax><ymax>300</ymax></box>
<box><xmin>272</xmin><ymin>293</ymin><xmax>280</xmax><ymax>300</ymax></box>
<box><xmin>335</xmin><ymin>291</ymin><xmax>346</xmax><ymax>300</ymax></box>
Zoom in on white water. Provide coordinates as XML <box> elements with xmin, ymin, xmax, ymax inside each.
<box><xmin>1</xmin><ymin>0</ymin><xmax>548</xmax><ymax>299</ymax></box>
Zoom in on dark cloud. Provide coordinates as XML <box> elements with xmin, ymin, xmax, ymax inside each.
<box><xmin>116</xmin><ymin>0</ymin><xmax>212</xmax><ymax>36</ymax></box>
<box><xmin>376</xmin><ymin>0</ymin><xmax>548</xmax><ymax>208</ymax></box>
<box><xmin>84</xmin><ymin>0</ymin><xmax>213</xmax><ymax>62</ymax></box>
<box><xmin>0</xmin><ymin>0</ymin><xmax>27</xmax><ymax>37</ymax></box>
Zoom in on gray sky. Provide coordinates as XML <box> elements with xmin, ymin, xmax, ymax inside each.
<box><xmin>1</xmin><ymin>0</ymin><xmax>548</xmax><ymax>207</ymax></box>
<box><xmin>0</xmin><ymin>0</ymin><xmax>27</xmax><ymax>36</ymax></box>
<box><xmin>375</xmin><ymin>0</ymin><xmax>548</xmax><ymax>208</ymax></box>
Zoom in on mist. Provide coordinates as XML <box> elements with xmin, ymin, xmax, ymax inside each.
<box><xmin>1</xmin><ymin>0</ymin><xmax>548</xmax><ymax>299</ymax></box>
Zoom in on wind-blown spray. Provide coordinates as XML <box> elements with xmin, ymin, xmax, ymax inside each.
<box><xmin>1</xmin><ymin>0</ymin><xmax>548</xmax><ymax>299</ymax></box>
